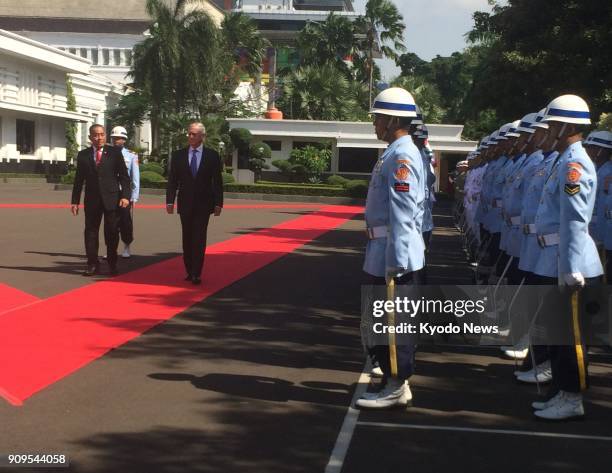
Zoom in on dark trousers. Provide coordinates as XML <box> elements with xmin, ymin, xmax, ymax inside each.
<box><xmin>607</xmin><ymin>250</ymin><xmax>611</xmax><ymax>282</ymax></box>
<box><xmin>528</xmin><ymin>273</ymin><xmax>600</xmax><ymax>393</ymax></box>
<box><xmin>180</xmin><ymin>211</ymin><xmax>211</xmax><ymax>278</ymax></box>
<box><xmin>118</xmin><ymin>203</ymin><xmax>134</xmax><ymax>245</ymax></box>
<box><xmin>364</xmin><ymin>270</ymin><xmax>422</xmax><ymax>381</ymax></box>
<box><xmin>519</xmin><ymin>273</ymin><xmax>552</xmax><ymax>371</ymax></box>
<box><xmin>84</xmin><ymin>204</ymin><xmax>119</xmax><ymax>266</ymax></box>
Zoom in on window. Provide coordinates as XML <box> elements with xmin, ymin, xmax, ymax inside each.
<box><xmin>263</xmin><ymin>140</ymin><xmax>282</xmax><ymax>151</ymax></box>
<box><xmin>91</xmin><ymin>49</ymin><xmax>99</xmax><ymax>65</ymax></box>
<box><xmin>338</xmin><ymin>147</ymin><xmax>379</xmax><ymax>173</ymax></box>
<box><xmin>16</xmin><ymin>119</ymin><xmax>35</xmax><ymax>154</ymax></box>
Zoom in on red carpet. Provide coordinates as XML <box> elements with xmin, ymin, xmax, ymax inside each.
<box><xmin>0</xmin><ymin>203</ymin><xmax>322</xmax><ymax>210</ymax></box>
<box><xmin>0</xmin><ymin>205</ymin><xmax>362</xmax><ymax>406</ymax></box>
<box><xmin>0</xmin><ymin>284</ymin><xmax>38</xmax><ymax>314</ymax></box>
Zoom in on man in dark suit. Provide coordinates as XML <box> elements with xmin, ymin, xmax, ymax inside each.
<box><xmin>71</xmin><ymin>124</ymin><xmax>131</xmax><ymax>276</ymax></box>
<box><xmin>166</xmin><ymin>122</ymin><xmax>223</xmax><ymax>284</ymax></box>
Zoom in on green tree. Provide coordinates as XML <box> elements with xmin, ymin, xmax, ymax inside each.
<box><xmin>278</xmin><ymin>63</ymin><xmax>365</xmax><ymax>121</ymax></box>
<box><xmin>356</xmin><ymin>0</ymin><xmax>406</xmax><ymax>106</ymax></box>
<box><xmin>248</xmin><ymin>142</ymin><xmax>271</xmax><ymax>181</ymax></box>
<box><xmin>297</xmin><ymin>13</ymin><xmax>358</xmax><ymax>77</ymax></box>
<box><xmin>221</xmin><ymin>11</ymin><xmax>269</xmax><ymax>77</ymax></box>
<box><xmin>64</xmin><ymin>77</ymin><xmax>78</xmax><ymax>165</ymax></box>
<box><xmin>129</xmin><ymin>0</ymin><xmax>231</xmax><ymax>149</ymax></box>
<box><xmin>466</xmin><ymin>0</ymin><xmax>612</xmax><ymax>123</ymax></box>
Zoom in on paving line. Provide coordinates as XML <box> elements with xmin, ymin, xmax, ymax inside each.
<box><xmin>324</xmin><ymin>364</ymin><xmax>371</xmax><ymax>473</ymax></box>
<box><xmin>356</xmin><ymin>421</ymin><xmax>612</xmax><ymax>442</ymax></box>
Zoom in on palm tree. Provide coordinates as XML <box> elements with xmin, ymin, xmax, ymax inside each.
<box><xmin>356</xmin><ymin>0</ymin><xmax>407</xmax><ymax>106</ymax></box>
<box><xmin>129</xmin><ymin>0</ymin><xmax>224</xmax><ymax>149</ymax></box>
<box><xmin>278</xmin><ymin>63</ymin><xmax>361</xmax><ymax>121</ymax></box>
<box><xmin>296</xmin><ymin>13</ymin><xmax>357</xmax><ymax>77</ymax></box>
<box><xmin>222</xmin><ymin>11</ymin><xmax>269</xmax><ymax>77</ymax></box>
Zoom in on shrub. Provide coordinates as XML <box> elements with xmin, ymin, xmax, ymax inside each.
<box><xmin>222</xmin><ymin>172</ymin><xmax>235</xmax><ymax>185</ymax></box>
<box><xmin>140</xmin><ymin>163</ymin><xmax>164</xmax><ymax>175</ymax></box>
<box><xmin>61</xmin><ymin>170</ymin><xmax>76</xmax><ymax>184</ymax></box>
<box><xmin>326</xmin><ymin>175</ymin><xmax>349</xmax><ymax>186</ymax></box>
<box><xmin>289</xmin><ymin>145</ymin><xmax>331</xmax><ymax>182</ymax></box>
<box><xmin>140</xmin><ymin>171</ymin><xmax>166</xmax><ymax>188</ymax></box>
<box><xmin>224</xmin><ymin>183</ymin><xmax>346</xmax><ymax>197</ymax></box>
<box><xmin>248</xmin><ymin>142</ymin><xmax>271</xmax><ymax>180</ymax></box>
<box><xmin>344</xmin><ymin>179</ymin><xmax>369</xmax><ymax>198</ymax></box>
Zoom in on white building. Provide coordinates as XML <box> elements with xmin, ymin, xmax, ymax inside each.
<box><xmin>227</xmin><ymin>118</ymin><xmax>478</xmax><ymax>191</ymax></box>
<box><xmin>0</xmin><ymin>29</ymin><xmax>91</xmax><ymax>173</ymax></box>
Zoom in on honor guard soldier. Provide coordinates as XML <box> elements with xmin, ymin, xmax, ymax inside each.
<box><xmin>110</xmin><ymin>126</ymin><xmax>140</xmax><ymax>258</ymax></box>
<box><xmin>357</xmin><ymin>87</ymin><xmax>425</xmax><ymax>410</ymax></box>
<box><xmin>531</xmin><ymin>95</ymin><xmax>603</xmax><ymax>420</ymax></box>
<box><xmin>584</xmin><ymin>131</ymin><xmax>612</xmax><ymax>247</ymax></box>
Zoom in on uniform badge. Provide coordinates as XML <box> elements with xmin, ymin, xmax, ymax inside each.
<box><xmin>394</xmin><ymin>166</ymin><xmax>410</xmax><ymax>181</ymax></box>
<box><xmin>564</xmin><ymin>183</ymin><xmax>580</xmax><ymax>196</ymax></box>
<box><xmin>566</xmin><ymin>163</ymin><xmax>582</xmax><ymax>183</ymax></box>
<box><xmin>394</xmin><ymin>182</ymin><xmax>410</xmax><ymax>193</ymax></box>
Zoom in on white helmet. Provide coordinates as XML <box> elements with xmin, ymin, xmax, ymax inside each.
<box><xmin>370</xmin><ymin>87</ymin><xmax>418</xmax><ymax>118</ymax></box>
<box><xmin>487</xmin><ymin>131</ymin><xmax>500</xmax><ymax>145</ymax></box>
<box><xmin>531</xmin><ymin>108</ymin><xmax>549</xmax><ymax>130</ymax></box>
<box><xmin>413</xmin><ymin>124</ymin><xmax>428</xmax><ymax>138</ymax></box>
<box><xmin>110</xmin><ymin>126</ymin><xmax>128</xmax><ymax>139</ymax></box>
<box><xmin>412</xmin><ymin>105</ymin><xmax>424</xmax><ymax>125</ymax></box>
<box><xmin>517</xmin><ymin>113</ymin><xmax>538</xmax><ymax>134</ymax></box>
<box><xmin>584</xmin><ymin>130</ymin><xmax>612</xmax><ymax>149</ymax></box>
<box><xmin>542</xmin><ymin>94</ymin><xmax>591</xmax><ymax>125</ymax></box>
<box><xmin>505</xmin><ymin>120</ymin><xmax>522</xmax><ymax>138</ymax></box>
<box><xmin>496</xmin><ymin>124</ymin><xmax>513</xmax><ymax>140</ymax></box>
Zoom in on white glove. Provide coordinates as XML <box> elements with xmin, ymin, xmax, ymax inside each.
<box><xmin>564</xmin><ymin>272</ymin><xmax>585</xmax><ymax>287</ymax></box>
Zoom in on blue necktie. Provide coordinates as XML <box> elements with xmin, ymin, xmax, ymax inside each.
<box><xmin>190</xmin><ymin>149</ymin><xmax>198</xmax><ymax>177</ymax></box>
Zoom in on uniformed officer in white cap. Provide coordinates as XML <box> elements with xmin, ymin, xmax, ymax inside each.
<box><xmin>110</xmin><ymin>126</ymin><xmax>140</xmax><ymax>258</ymax></box>
<box><xmin>357</xmin><ymin>87</ymin><xmax>425</xmax><ymax>410</ymax></box>
<box><xmin>530</xmin><ymin>94</ymin><xmax>603</xmax><ymax>421</ymax></box>
<box><xmin>584</xmin><ymin>131</ymin><xmax>612</xmax><ymax>246</ymax></box>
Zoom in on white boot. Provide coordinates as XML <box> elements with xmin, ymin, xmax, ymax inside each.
<box><xmin>360</xmin><ymin>380</ymin><xmax>412</xmax><ymax>405</ymax></box>
<box><xmin>504</xmin><ymin>347</ymin><xmax>529</xmax><ymax>359</ymax></box>
<box><xmin>516</xmin><ymin>360</ymin><xmax>552</xmax><ymax>384</ymax></box>
<box><xmin>121</xmin><ymin>244</ymin><xmax>131</xmax><ymax>258</ymax></box>
<box><xmin>532</xmin><ymin>391</ymin><xmax>563</xmax><ymax>410</ymax></box>
<box><xmin>370</xmin><ymin>365</ymin><xmax>384</xmax><ymax>378</ymax></box>
<box><xmin>534</xmin><ymin>391</ymin><xmax>584</xmax><ymax>420</ymax></box>
<box><xmin>356</xmin><ymin>378</ymin><xmax>411</xmax><ymax>409</ymax></box>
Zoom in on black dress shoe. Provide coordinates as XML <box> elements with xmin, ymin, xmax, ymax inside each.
<box><xmin>83</xmin><ymin>264</ymin><xmax>99</xmax><ymax>276</ymax></box>
<box><xmin>191</xmin><ymin>277</ymin><xmax>202</xmax><ymax>285</ymax></box>
<box><xmin>184</xmin><ymin>275</ymin><xmax>192</xmax><ymax>281</ymax></box>
<box><xmin>109</xmin><ymin>265</ymin><xmax>118</xmax><ymax>276</ymax></box>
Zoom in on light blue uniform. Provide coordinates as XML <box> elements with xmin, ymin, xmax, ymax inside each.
<box><xmin>364</xmin><ymin>134</ymin><xmax>425</xmax><ymax>277</ymax></box>
<box><xmin>121</xmin><ymin>148</ymin><xmax>140</xmax><ymax>202</ymax></box>
<box><xmin>485</xmin><ymin>156</ymin><xmax>510</xmax><ymax>233</ymax></box>
<box><xmin>518</xmin><ymin>151</ymin><xmax>557</xmax><ymax>273</ymax></box>
<box><xmin>504</xmin><ymin>152</ymin><xmax>544</xmax><ymax>258</ymax></box>
<box><xmin>420</xmin><ymin>148</ymin><xmax>435</xmax><ymax>233</ymax></box>
<box><xmin>605</xmin><ymin>177</ymin><xmax>612</xmax><ymax>251</ymax></box>
<box><xmin>500</xmin><ymin>154</ymin><xmax>527</xmax><ymax>252</ymax></box>
<box><xmin>532</xmin><ymin>142</ymin><xmax>603</xmax><ymax>279</ymax></box>
<box><xmin>593</xmin><ymin>160</ymin><xmax>612</xmax><ymax>242</ymax></box>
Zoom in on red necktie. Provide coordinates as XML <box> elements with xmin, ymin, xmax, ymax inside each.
<box><xmin>96</xmin><ymin>148</ymin><xmax>102</xmax><ymax>166</ymax></box>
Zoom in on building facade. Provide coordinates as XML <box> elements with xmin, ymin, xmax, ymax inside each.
<box><xmin>227</xmin><ymin>118</ymin><xmax>478</xmax><ymax>190</ymax></box>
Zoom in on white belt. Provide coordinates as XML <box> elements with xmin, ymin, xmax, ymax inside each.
<box><xmin>523</xmin><ymin>223</ymin><xmax>536</xmax><ymax>235</ymax></box>
<box><xmin>537</xmin><ymin>233</ymin><xmax>560</xmax><ymax>247</ymax></box>
<box><xmin>492</xmin><ymin>199</ymin><xmax>503</xmax><ymax>208</ymax></box>
<box><xmin>366</xmin><ymin>226</ymin><xmax>388</xmax><ymax>240</ymax></box>
<box><xmin>510</xmin><ymin>216</ymin><xmax>521</xmax><ymax>226</ymax></box>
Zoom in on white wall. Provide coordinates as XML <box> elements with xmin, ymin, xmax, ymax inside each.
<box><xmin>0</xmin><ymin>111</ymin><xmax>66</xmax><ymax>162</ymax></box>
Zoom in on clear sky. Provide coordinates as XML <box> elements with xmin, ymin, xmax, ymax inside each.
<box><xmin>352</xmin><ymin>0</ymin><xmax>496</xmax><ymax>80</ymax></box>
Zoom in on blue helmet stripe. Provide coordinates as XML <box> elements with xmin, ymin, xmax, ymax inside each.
<box><xmin>591</xmin><ymin>137</ymin><xmax>612</xmax><ymax>145</ymax></box>
<box><xmin>547</xmin><ymin>108</ymin><xmax>590</xmax><ymax>119</ymax></box>
<box><xmin>373</xmin><ymin>101</ymin><xmax>417</xmax><ymax>112</ymax></box>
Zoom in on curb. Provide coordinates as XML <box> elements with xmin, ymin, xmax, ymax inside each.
<box><xmin>53</xmin><ymin>184</ymin><xmax>365</xmax><ymax>206</ymax></box>
<box><xmin>2</xmin><ymin>178</ymin><xmax>49</xmax><ymax>184</ymax></box>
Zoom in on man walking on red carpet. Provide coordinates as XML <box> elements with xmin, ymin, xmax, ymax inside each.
<box><xmin>166</xmin><ymin>122</ymin><xmax>223</xmax><ymax>285</ymax></box>
<box><xmin>71</xmin><ymin>124</ymin><xmax>131</xmax><ymax>276</ymax></box>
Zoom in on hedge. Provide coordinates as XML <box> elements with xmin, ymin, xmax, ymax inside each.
<box><xmin>140</xmin><ymin>163</ymin><xmax>165</xmax><ymax>175</ymax></box>
<box><xmin>224</xmin><ymin>183</ymin><xmax>347</xmax><ymax>197</ymax></box>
